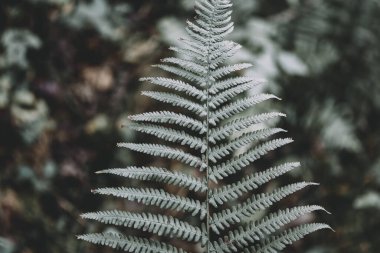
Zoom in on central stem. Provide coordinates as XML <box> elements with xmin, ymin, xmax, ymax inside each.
<box><xmin>205</xmin><ymin>76</ymin><xmax>211</xmax><ymax>253</ymax></box>
<box><xmin>202</xmin><ymin>4</ymin><xmax>217</xmax><ymax>253</ymax></box>
<box><xmin>205</xmin><ymin>29</ymin><xmax>213</xmax><ymax>253</ymax></box>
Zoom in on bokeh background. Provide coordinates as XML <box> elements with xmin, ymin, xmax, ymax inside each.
<box><xmin>0</xmin><ymin>0</ymin><xmax>379</xmax><ymax>252</ymax></box>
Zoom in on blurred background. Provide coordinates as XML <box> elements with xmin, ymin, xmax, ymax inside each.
<box><xmin>0</xmin><ymin>0</ymin><xmax>379</xmax><ymax>252</ymax></box>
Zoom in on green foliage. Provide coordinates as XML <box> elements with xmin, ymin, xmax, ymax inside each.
<box><xmin>78</xmin><ymin>0</ymin><xmax>330</xmax><ymax>252</ymax></box>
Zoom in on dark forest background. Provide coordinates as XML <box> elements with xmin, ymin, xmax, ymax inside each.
<box><xmin>0</xmin><ymin>0</ymin><xmax>379</xmax><ymax>252</ymax></box>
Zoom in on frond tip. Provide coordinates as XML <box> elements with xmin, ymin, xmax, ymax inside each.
<box><xmin>211</xmin><ymin>182</ymin><xmax>319</xmax><ymax>232</ymax></box>
<box><xmin>214</xmin><ymin>206</ymin><xmax>330</xmax><ymax>252</ymax></box>
<box><xmin>248</xmin><ymin>223</ymin><xmax>333</xmax><ymax>253</ymax></box>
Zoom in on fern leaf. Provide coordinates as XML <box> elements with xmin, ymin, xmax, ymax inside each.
<box><xmin>80</xmin><ymin>0</ymin><xmax>329</xmax><ymax>251</ymax></box>
<box><xmin>169</xmin><ymin>47</ymin><xmax>207</xmax><ymax>62</ymax></box>
<box><xmin>211</xmin><ymin>63</ymin><xmax>253</xmax><ymax>80</ymax></box>
<box><xmin>213</xmin><ymin>10</ymin><xmax>233</xmax><ymax>21</ymax></box>
<box><xmin>195</xmin><ymin>0</ymin><xmax>214</xmax><ymax>14</ymax></box>
<box><xmin>209</xmin><ymin>162</ymin><xmax>301</xmax><ymax>206</ymax></box>
<box><xmin>186</xmin><ymin>21</ymin><xmax>210</xmax><ymax>41</ymax></box>
<box><xmin>142</xmin><ymin>91</ymin><xmax>206</xmax><ymax>116</ymax></box>
<box><xmin>209</xmin><ymin>80</ymin><xmax>262</xmax><ymax>109</ymax></box>
<box><xmin>210</xmin><ymin>16</ymin><xmax>232</xmax><ymax>29</ymax></box>
<box><xmin>209</xmin><ymin>112</ymin><xmax>286</xmax><ymax>143</ymax></box>
<box><xmin>93</xmin><ymin>187</ymin><xmax>207</xmax><ymax>218</ymax></box>
<box><xmin>209</xmin><ymin>41</ymin><xmax>239</xmax><ymax>61</ymax></box>
<box><xmin>140</xmin><ymin>77</ymin><xmax>206</xmax><ymax>101</ymax></box>
<box><xmin>97</xmin><ymin>167</ymin><xmax>207</xmax><ymax>192</ymax></box>
<box><xmin>161</xmin><ymin>57</ymin><xmax>207</xmax><ymax>76</ymax></box>
<box><xmin>209</xmin><ymin>128</ymin><xmax>286</xmax><ymax>162</ymax></box>
<box><xmin>178</xmin><ymin>38</ymin><xmax>207</xmax><ymax>56</ymax></box>
<box><xmin>195</xmin><ymin>0</ymin><xmax>214</xmax><ymax>20</ymax></box>
<box><xmin>210</xmin><ymin>138</ymin><xmax>294</xmax><ymax>182</ymax></box>
<box><xmin>210</xmin><ymin>76</ymin><xmax>260</xmax><ymax>95</ymax></box>
<box><xmin>248</xmin><ymin>223</ymin><xmax>332</xmax><ymax>253</ymax></box>
<box><xmin>214</xmin><ymin>206</ymin><xmax>328</xmax><ymax>252</ymax></box>
<box><xmin>210</xmin><ymin>94</ymin><xmax>280</xmax><ymax>124</ymax></box>
<box><xmin>78</xmin><ymin>232</ymin><xmax>188</xmax><ymax>253</ymax></box>
<box><xmin>117</xmin><ymin>143</ymin><xmax>206</xmax><ymax>170</ymax></box>
<box><xmin>128</xmin><ymin>123</ymin><xmax>206</xmax><ymax>152</ymax></box>
<box><xmin>81</xmin><ymin>211</ymin><xmax>203</xmax><ymax>242</ymax></box>
<box><xmin>211</xmin><ymin>22</ymin><xmax>234</xmax><ymax>37</ymax></box>
<box><xmin>209</xmin><ymin>44</ymin><xmax>240</xmax><ymax>70</ymax></box>
<box><xmin>193</xmin><ymin>18</ymin><xmax>210</xmax><ymax>32</ymax></box>
<box><xmin>210</xmin><ymin>26</ymin><xmax>234</xmax><ymax>44</ymax></box>
<box><xmin>153</xmin><ymin>64</ymin><xmax>204</xmax><ymax>84</ymax></box>
<box><xmin>200</xmin><ymin>40</ymin><xmax>241</xmax><ymax>72</ymax></box>
<box><xmin>209</xmin><ymin>41</ymin><xmax>241</xmax><ymax>70</ymax></box>
<box><xmin>129</xmin><ymin>111</ymin><xmax>206</xmax><ymax>134</ymax></box>
<box><xmin>210</xmin><ymin>182</ymin><xmax>318</xmax><ymax>232</ymax></box>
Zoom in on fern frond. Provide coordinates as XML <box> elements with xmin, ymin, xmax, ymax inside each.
<box><xmin>248</xmin><ymin>223</ymin><xmax>332</xmax><ymax>253</ymax></box>
<box><xmin>97</xmin><ymin>167</ymin><xmax>207</xmax><ymax>192</ymax></box>
<box><xmin>211</xmin><ymin>22</ymin><xmax>234</xmax><ymax>37</ymax></box>
<box><xmin>209</xmin><ymin>80</ymin><xmax>262</xmax><ymax>109</ymax></box>
<box><xmin>153</xmin><ymin>64</ymin><xmax>204</xmax><ymax>84</ymax></box>
<box><xmin>161</xmin><ymin>57</ymin><xmax>207</xmax><ymax>76</ymax></box>
<box><xmin>140</xmin><ymin>77</ymin><xmax>206</xmax><ymax>101</ymax></box>
<box><xmin>186</xmin><ymin>21</ymin><xmax>210</xmax><ymax>43</ymax></box>
<box><xmin>81</xmin><ymin>211</ymin><xmax>203</xmax><ymax>242</ymax></box>
<box><xmin>210</xmin><ymin>138</ymin><xmax>294</xmax><ymax>182</ymax></box>
<box><xmin>209</xmin><ymin>128</ymin><xmax>286</xmax><ymax>162</ymax></box>
<box><xmin>193</xmin><ymin>18</ymin><xmax>210</xmax><ymax>32</ymax></box>
<box><xmin>209</xmin><ymin>41</ymin><xmax>240</xmax><ymax>62</ymax></box>
<box><xmin>211</xmin><ymin>63</ymin><xmax>253</xmax><ymax>80</ymax></box>
<box><xmin>178</xmin><ymin>38</ymin><xmax>207</xmax><ymax>56</ymax></box>
<box><xmin>129</xmin><ymin>111</ymin><xmax>206</xmax><ymax>134</ymax></box>
<box><xmin>210</xmin><ymin>76</ymin><xmax>259</xmax><ymax>94</ymax></box>
<box><xmin>210</xmin><ymin>94</ymin><xmax>280</xmax><ymax>124</ymax></box>
<box><xmin>214</xmin><ymin>206</ymin><xmax>328</xmax><ymax>252</ymax></box>
<box><xmin>210</xmin><ymin>182</ymin><xmax>318</xmax><ymax>232</ymax></box>
<box><xmin>209</xmin><ymin>112</ymin><xmax>286</xmax><ymax>143</ymax></box>
<box><xmin>117</xmin><ymin>143</ymin><xmax>206</xmax><ymax>170</ymax></box>
<box><xmin>142</xmin><ymin>91</ymin><xmax>206</xmax><ymax>116</ymax></box>
<box><xmin>195</xmin><ymin>0</ymin><xmax>214</xmax><ymax>21</ymax></box>
<box><xmin>93</xmin><ymin>187</ymin><xmax>207</xmax><ymax>218</ymax></box>
<box><xmin>208</xmin><ymin>40</ymin><xmax>241</xmax><ymax>67</ymax></box>
<box><xmin>80</xmin><ymin>0</ymin><xmax>329</xmax><ymax>251</ymax></box>
<box><xmin>128</xmin><ymin>123</ymin><xmax>206</xmax><ymax>152</ymax></box>
<box><xmin>78</xmin><ymin>232</ymin><xmax>188</xmax><ymax>253</ymax></box>
<box><xmin>194</xmin><ymin>0</ymin><xmax>232</xmax><ymax>24</ymax></box>
<box><xmin>169</xmin><ymin>44</ymin><xmax>207</xmax><ymax>63</ymax></box>
<box><xmin>210</xmin><ymin>28</ymin><xmax>235</xmax><ymax>46</ymax></box>
<box><xmin>213</xmin><ymin>9</ymin><xmax>232</xmax><ymax>21</ymax></box>
<box><xmin>209</xmin><ymin>162</ymin><xmax>301</xmax><ymax>206</ymax></box>
<box><xmin>195</xmin><ymin>0</ymin><xmax>213</xmax><ymax>11</ymax></box>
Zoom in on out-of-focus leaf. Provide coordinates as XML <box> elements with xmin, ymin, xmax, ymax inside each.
<box><xmin>277</xmin><ymin>51</ymin><xmax>308</xmax><ymax>75</ymax></box>
<box><xmin>354</xmin><ymin>192</ymin><xmax>380</xmax><ymax>210</ymax></box>
<box><xmin>1</xmin><ymin>29</ymin><xmax>41</xmax><ymax>68</ymax></box>
<box><xmin>10</xmin><ymin>89</ymin><xmax>51</xmax><ymax>143</ymax></box>
<box><xmin>63</xmin><ymin>0</ymin><xmax>130</xmax><ymax>40</ymax></box>
<box><xmin>0</xmin><ymin>237</ymin><xmax>14</xmax><ymax>253</ymax></box>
